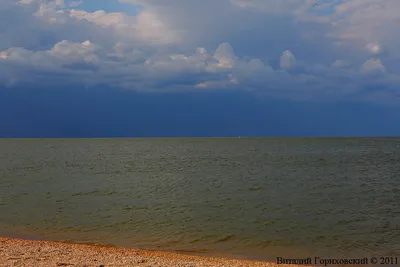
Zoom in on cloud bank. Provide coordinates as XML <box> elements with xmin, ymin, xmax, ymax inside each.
<box><xmin>1</xmin><ymin>0</ymin><xmax>400</xmax><ymax>102</ymax></box>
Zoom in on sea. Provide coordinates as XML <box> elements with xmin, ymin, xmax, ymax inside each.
<box><xmin>0</xmin><ymin>138</ymin><xmax>399</xmax><ymax>261</ymax></box>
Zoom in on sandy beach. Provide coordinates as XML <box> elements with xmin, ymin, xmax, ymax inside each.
<box><xmin>0</xmin><ymin>237</ymin><xmax>312</xmax><ymax>267</ymax></box>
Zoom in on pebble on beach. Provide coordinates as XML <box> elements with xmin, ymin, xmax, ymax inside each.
<box><xmin>0</xmin><ymin>237</ymin><xmax>310</xmax><ymax>267</ymax></box>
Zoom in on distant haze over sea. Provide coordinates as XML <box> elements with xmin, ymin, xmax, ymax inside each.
<box><xmin>1</xmin><ymin>89</ymin><xmax>400</xmax><ymax>138</ymax></box>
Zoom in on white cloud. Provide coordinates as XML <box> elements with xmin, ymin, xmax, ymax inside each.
<box><xmin>212</xmin><ymin>43</ymin><xmax>237</xmax><ymax>69</ymax></box>
<box><xmin>365</xmin><ymin>42</ymin><xmax>385</xmax><ymax>57</ymax></box>
<box><xmin>0</xmin><ymin>0</ymin><xmax>399</xmax><ymax>102</ymax></box>
<box><xmin>360</xmin><ymin>59</ymin><xmax>386</xmax><ymax>74</ymax></box>
<box><xmin>280</xmin><ymin>50</ymin><xmax>296</xmax><ymax>70</ymax></box>
<box><xmin>68</xmin><ymin>1</ymin><xmax>83</xmax><ymax>8</ymax></box>
<box><xmin>135</xmin><ymin>11</ymin><xmax>180</xmax><ymax>44</ymax></box>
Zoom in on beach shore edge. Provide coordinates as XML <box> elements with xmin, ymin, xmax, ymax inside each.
<box><xmin>0</xmin><ymin>237</ymin><xmax>312</xmax><ymax>267</ymax></box>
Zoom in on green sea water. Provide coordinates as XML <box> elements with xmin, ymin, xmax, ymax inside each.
<box><xmin>0</xmin><ymin>138</ymin><xmax>399</xmax><ymax>261</ymax></box>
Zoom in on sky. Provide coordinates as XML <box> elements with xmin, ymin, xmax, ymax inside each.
<box><xmin>1</xmin><ymin>0</ymin><xmax>400</xmax><ymax>137</ymax></box>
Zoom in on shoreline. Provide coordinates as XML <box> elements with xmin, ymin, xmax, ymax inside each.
<box><xmin>0</xmin><ymin>237</ymin><xmax>312</xmax><ymax>267</ymax></box>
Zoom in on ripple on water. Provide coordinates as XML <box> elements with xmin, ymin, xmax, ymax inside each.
<box><xmin>214</xmin><ymin>234</ymin><xmax>235</xmax><ymax>243</ymax></box>
<box><xmin>0</xmin><ymin>138</ymin><xmax>399</xmax><ymax>259</ymax></box>
<box><xmin>71</xmin><ymin>190</ymin><xmax>121</xmax><ymax>197</ymax></box>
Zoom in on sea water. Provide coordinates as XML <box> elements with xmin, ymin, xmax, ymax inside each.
<box><xmin>0</xmin><ymin>138</ymin><xmax>399</xmax><ymax>260</ymax></box>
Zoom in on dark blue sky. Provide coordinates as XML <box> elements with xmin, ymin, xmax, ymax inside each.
<box><xmin>1</xmin><ymin>88</ymin><xmax>399</xmax><ymax>138</ymax></box>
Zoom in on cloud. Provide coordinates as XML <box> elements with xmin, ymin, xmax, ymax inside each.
<box><xmin>360</xmin><ymin>59</ymin><xmax>386</xmax><ymax>74</ymax></box>
<box><xmin>0</xmin><ymin>0</ymin><xmax>400</xmax><ymax>102</ymax></box>
<box><xmin>280</xmin><ymin>50</ymin><xmax>296</xmax><ymax>70</ymax></box>
<box><xmin>331</xmin><ymin>60</ymin><xmax>351</xmax><ymax>69</ymax></box>
<box><xmin>68</xmin><ymin>1</ymin><xmax>83</xmax><ymax>8</ymax></box>
<box><xmin>365</xmin><ymin>42</ymin><xmax>386</xmax><ymax>57</ymax></box>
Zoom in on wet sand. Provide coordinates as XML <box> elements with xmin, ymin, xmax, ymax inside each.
<box><xmin>0</xmin><ymin>237</ymin><xmax>311</xmax><ymax>267</ymax></box>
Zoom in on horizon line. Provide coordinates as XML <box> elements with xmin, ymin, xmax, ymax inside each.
<box><xmin>1</xmin><ymin>136</ymin><xmax>399</xmax><ymax>139</ymax></box>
